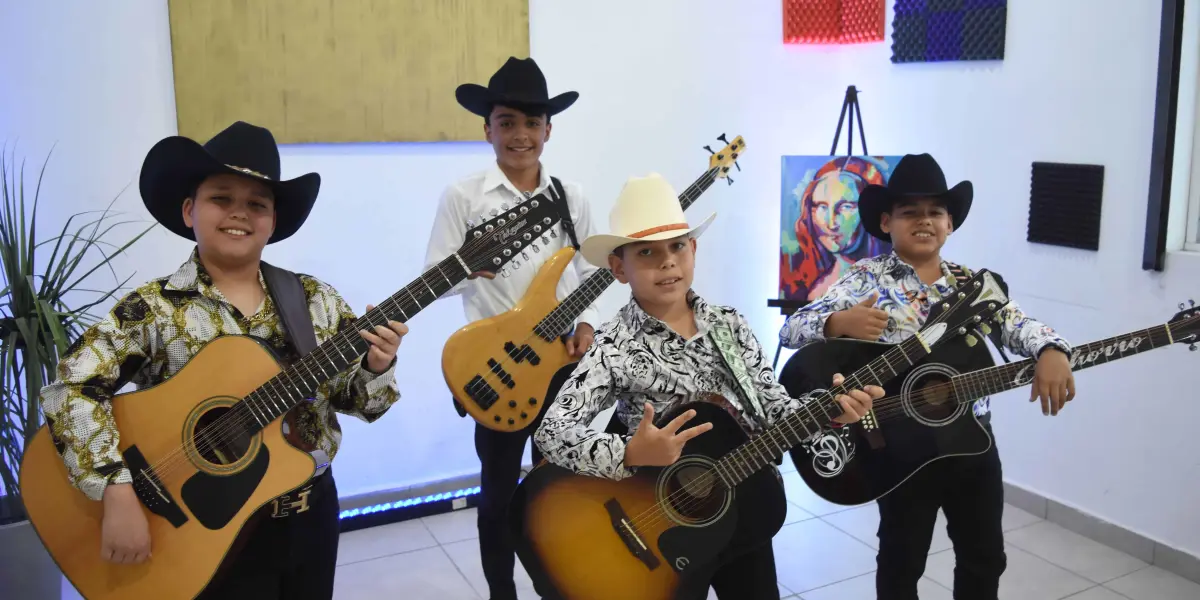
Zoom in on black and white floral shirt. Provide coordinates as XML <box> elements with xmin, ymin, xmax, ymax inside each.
<box><xmin>534</xmin><ymin>290</ymin><xmax>820</xmax><ymax>480</ymax></box>
<box><xmin>778</xmin><ymin>252</ymin><xmax>1072</xmax><ymax>416</ymax></box>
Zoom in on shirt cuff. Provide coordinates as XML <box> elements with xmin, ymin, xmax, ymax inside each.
<box><xmin>83</xmin><ymin>465</ymin><xmax>133</xmax><ymax>502</ymax></box>
<box><xmin>609</xmin><ymin>435</ymin><xmax>639</xmax><ymax>481</ymax></box>
<box><xmin>357</xmin><ymin>356</ymin><xmax>398</xmax><ymax>395</ymax></box>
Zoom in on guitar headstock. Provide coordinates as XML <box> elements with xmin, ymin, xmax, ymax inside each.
<box><xmin>1169</xmin><ymin>299</ymin><xmax>1200</xmax><ymax>350</ymax></box>
<box><xmin>457</xmin><ymin>194</ymin><xmax>563</xmax><ymax>277</ymax></box>
<box><xmin>918</xmin><ymin>269</ymin><xmax>1010</xmax><ymax>350</ymax></box>
<box><xmin>704</xmin><ymin>133</ymin><xmax>745</xmax><ymax>185</ymax></box>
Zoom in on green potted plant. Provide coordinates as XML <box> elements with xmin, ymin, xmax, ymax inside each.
<box><xmin>0</xmin><ymin>147</ymin><xmax>153</xmax><ymax>598</ymax></box>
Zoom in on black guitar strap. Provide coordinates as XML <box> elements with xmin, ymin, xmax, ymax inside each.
<box><xmin>946</xmin><ymin>262</ymin><xmax>1010</xmax><ymax>364</ymax></box>
<box><xmin>549</xmin><ymin>176</ymin><xmax>581</xmax><ymax>251</ymax></box>
<box><xmin>261</xmin><ymin>261</ymin><xmax>318</xmax><ymax>357</ymax></box>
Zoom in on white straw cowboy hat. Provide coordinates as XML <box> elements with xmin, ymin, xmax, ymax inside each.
<box><xmin>580</xmin><ymin>173</ymin><xmax>717</xmax><ymax>268</ymax></box>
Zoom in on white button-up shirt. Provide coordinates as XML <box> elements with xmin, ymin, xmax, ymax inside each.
<box><xmin>423</xmin><ymin>163</ymin><xmax>602</xmax><ymax>332</ymax></box>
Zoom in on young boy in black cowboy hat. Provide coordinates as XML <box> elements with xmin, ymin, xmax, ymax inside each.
<box><xmin>38</xmin><ymin>121</ymin><xmax>407</xmax><ymax>599</ymax></box>
<box><xmin>779</xmin><ymin>153</ymin><xmax>1077</xmax><ymax>599</ymax></box>
<box><xmin>423</xmin><ymin>56</ymin><xmax>601</xmax><ymax>600</ymax></box>
<box><xmin>535</xmin><ymin>173</ymin><xmax>884</xmax><ymax>600</ymax></box>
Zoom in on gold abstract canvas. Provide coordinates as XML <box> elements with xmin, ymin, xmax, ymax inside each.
<box><xmin>167</xmin><ymin>0</ymin><xmax>530</xmax><ymax>144</ymax></box>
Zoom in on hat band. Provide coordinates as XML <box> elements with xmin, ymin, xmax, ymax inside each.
<box><xmin>627</xmin><ymin>223</ymin><xmax>688</xmax><ymax>239</ymax></box>
<box><xmin>225</xmin><ymin>164</ymin><xmax>271</xmax><ymax>180</ymax></box>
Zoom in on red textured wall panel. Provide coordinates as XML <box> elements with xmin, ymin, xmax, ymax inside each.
<box><xmin>783</xmin><ymin>0</ymin><xmax>886</xmax><ymax>45</ymax></box>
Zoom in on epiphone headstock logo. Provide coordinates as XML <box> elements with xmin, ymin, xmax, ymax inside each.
<box><xmin>494</xmin><ymin>219</ymin><xmax>529</xmax><ymax>243</ymax></box>
<box><xmin>1010</xmin><ymin>335</ymin><xmax>1144</xmax><ymax>385</ymax></box>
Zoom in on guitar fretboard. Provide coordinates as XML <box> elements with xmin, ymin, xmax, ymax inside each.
<box><xmin>950</xmin><ymin>325</ymin><xmax>1173</xmax><ymax>402</ymax></box>
<box><xmin>533</xmin><ymin>168</ymin><xmax>722</xmax><ymax>340</ymax></box>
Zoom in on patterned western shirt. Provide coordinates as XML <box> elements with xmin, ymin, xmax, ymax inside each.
<box><xmin>534</xmin><ymin>290</ymin><xmax>820</xmax><ymax>481</ymax></box>
<box><xmin>39</xmin><ymin>249</ymin><xmax>400</xmax><ymax>501</ymax></box>
<box><xmin>778</xmin><ymin>252</ymin><xmax>1072</xmax><ymax>416</ymax></box>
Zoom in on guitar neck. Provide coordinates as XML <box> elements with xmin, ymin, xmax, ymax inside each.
<box><xmin>714</xmin><ymin>333</ymin><xmax>935</xmax><ymax>488</ymax></box>
<box><xmin>239</xmin><ymin>254</ymin><xmax>470</xmax><ymax>430</ymax></box>
<box><xmin>951</xmin><ymin>324</ymin><xmax>1173</xmax><ymax>402</ymax></box>
<box><xmin>534</xmin><ymin>168</ymin><xmax>722</xmax><ymax>340</ymax></box>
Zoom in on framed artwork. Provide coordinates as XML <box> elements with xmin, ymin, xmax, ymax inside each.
<box><xmin>779</xmin><ymin>155</ymin><xmax>899</xmax><ymax>303</ymax></box>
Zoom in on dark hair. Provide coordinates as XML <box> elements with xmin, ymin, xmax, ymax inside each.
<box><xmin>484</xmin><ymin>103</ymin><xmax>552</xmax><ymax>126</ymax></box>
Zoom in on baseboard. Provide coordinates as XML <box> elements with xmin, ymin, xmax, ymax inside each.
<box><xmin>1003</xmin><ymin>481</ymin><xmax>1200</xmax><ymax>585</ymax></box>
<box><xmin>335</xmin><ymin>464</ymin><xmax>533</xmax><ymax>534</ymax></box>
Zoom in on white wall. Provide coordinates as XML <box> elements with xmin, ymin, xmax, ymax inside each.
<box><xmin>2</xmin><ymin>0</ymin><xmax>1198</xmax><ymax>556</ymax></box>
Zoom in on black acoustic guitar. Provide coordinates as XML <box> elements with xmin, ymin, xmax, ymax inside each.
<box><xmin>782</xmin><ymin>301</ymin><xmax>1200</xmax><ymax>507</ymax></box>
<box><xmin>508</xmin><ymin>270</ymin><xmax>1009</xmax><ymax>600</ymax></box>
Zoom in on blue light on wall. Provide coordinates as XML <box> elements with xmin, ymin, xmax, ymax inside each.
<box><xmin>338</xmin><ymin>485</ymin><xmax>481</xmax><ymax>520</ymax></box>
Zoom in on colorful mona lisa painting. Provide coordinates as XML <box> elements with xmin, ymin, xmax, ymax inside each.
<box><xmin>779</xmin><ymin>155</ymin><xmax>900</xmax><ymax>302</ymax></box>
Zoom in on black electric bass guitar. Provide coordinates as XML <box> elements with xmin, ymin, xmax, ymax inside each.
<box><xmin>783</xmin><ymin>300</ymin><xmax>1200</xmax><ymax>507</ymax></box>
<box><xmin>507</xmin><ymin>270</ymin><xmax>1009</xmax><ymax>600</ymax></box>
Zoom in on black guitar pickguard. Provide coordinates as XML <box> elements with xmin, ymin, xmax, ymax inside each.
<box><xmin>180</xmin><ymin>446</ymin><xmax>271</xmax><ymax>530</ymax></box>
<box><xmin>783</xmin><ymin>336</ymin><xmax>996</xmax><ymax>506</ymax></box>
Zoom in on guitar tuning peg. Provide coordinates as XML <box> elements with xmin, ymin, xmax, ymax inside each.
<box><xmin>1191</xmin><ymin>299</ymin><xmax>1196</xmax><ymax>307</ymax></box>
<box><xmin>704</xmin><ymin>145</ymin><xmax>715</xmax><ymax>155</ymax></box>
<box><xmin>717</xmin><ymin>133</ymin><xmax>729</xmax><ymax>143</ymax></box>
<box><xmin>726</xmin><ymin>177</ymin><xmax>734</xmax><ymax>185</ymax></box>
<box><xmin>734</xmin><ymin>161</ymin><xmax>741</xmax><ymax>172</ymax></box>
<box><xmin>1181</xmin><ymin>302</ymin><xmax>1187</xmax><ymax>311</ymax></box>
<box><xmin>964</xmin><ymin>334</ymin><xmax>978</xmax><ymax>347</ymax></box>
<box><xmin>979</xmin><ymin>323</ymin><xmax>992</xmax><ymax>335</ymax></box>
<box><xmin>1191</xmin><ymin>344</ymin><xmax>1197</xmax><ymax>352</ymax></box>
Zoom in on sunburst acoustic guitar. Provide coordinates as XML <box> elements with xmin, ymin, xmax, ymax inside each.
<box><xmin>442</xmin><ymin>134</ymin><xmax>746</xmax><ymax>432</ymax></box>
<box><xmin>17</xmin><ymin>193</ymin><xmax>563</xmax><ymax>600</ymax></box>
<box><xmin>781</xmin><ymin>300</ymin><xmax>1200</xmax><ymax>507</ymax></box>
<box><xmin>507</xmin><ymin>270</ymin><xmax>1009</xmax><ymax>600</ymax></box>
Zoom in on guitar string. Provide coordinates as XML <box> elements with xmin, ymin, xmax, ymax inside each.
<box><xmin>624</xmin><ymin>314</ymin><xmax>1193</xmax><ymax>534</ymax></box>
<box><xmin>460</xmin><ymin>168</ymin><xmax>721</xmax><ymax>412</ymax></box>
<box><xmin>126</xmin><ymin>200</ymin><xmax>559</xmax><ymax>495</ymax></box>
<box><xmin>621</xmin><ymin>288</ymin><xmax>988</xmax><ymax>533</ymax></box>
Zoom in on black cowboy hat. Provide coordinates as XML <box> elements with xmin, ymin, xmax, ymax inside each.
<box><xmin>139</xmin><ymin>121</ymin><xmax>320</xmax><ymax>244</ymax></box>
<box><xmin>455</xmin><ymin>57</ymin><xmax>579</xmax><ymax>118</ymax></box>
<box><xmin>859</xmin><ymin>153</ymin><xmax>973</xmax><ymax>241</ymax></box>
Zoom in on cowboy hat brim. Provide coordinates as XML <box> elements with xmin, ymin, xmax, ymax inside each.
<box><xmin>139</xmin><ymin>136</ymin><xmax>320</xmax><ymax>244</ymax></box>
<box><xmin>858</xmin><ymin>180</ymin><xmax>973</xmax><ymax>242</ymax></box>
<box><xmin>580</xmin><ymin>212</ymin><xmax>717</xmax><ymax>268</ymax></box>
<box><xmin>455</xmin><ymin>84</ymin><xmax>579</xmax><ymax>118</ymax></box>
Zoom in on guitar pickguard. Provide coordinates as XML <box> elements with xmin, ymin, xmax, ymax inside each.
<box><xmin>180</xmin><ymin>446</ymin><xmax>271</xmax><ymax>530</ymax></box>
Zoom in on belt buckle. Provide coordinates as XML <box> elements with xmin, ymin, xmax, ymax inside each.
<box><xmin>271</xmin><ymin>484</ymin><xmax>313</xmax><ymax>518</ymax></box>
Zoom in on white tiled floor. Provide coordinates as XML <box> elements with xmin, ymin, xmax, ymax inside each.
<box><xmin>319</xmin><ymin>469</ymin><xmax>1200</xmax><ymax>599</ymax></box>
<box><xmin>58</xmin><ymin>469</ymin><xmax>1200</xmax><ymax>599</ymax></box>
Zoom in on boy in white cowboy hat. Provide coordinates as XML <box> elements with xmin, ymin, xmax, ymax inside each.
<box><xmin>38</xmin><ymin>121</ymin><xmax>408</xmax><ymax>599</ymax></box>
<box><xmin>534</xmin><ymin>173</ymin><xmax>883</xmax><ymax>599</ymax></box>
<box><xmin>779</xmin><ymin>153</ymin><xmax>1075</xmax><ymax>599</ymax></box>
<box><xmin>423</xmin><ymin>56</ymin><xmax>602</xmax><ymax>600</ymax></box>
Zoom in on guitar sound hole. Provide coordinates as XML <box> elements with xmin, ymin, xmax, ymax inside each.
<box><xmin>914</xmin><ymin>375</ymin><xmax>957</xmax><ymax>422</ymax></box>
<box><xmin>664</xmin><ymin>465</ymin><xmax>725</xmax><ymax>525</ymax></box>
<box><xmin>192</xmin><ymin>407</ymin><xmax>255</xmax><ymax>467</ymax></box>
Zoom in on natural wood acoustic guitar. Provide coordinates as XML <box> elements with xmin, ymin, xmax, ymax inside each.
<box><xmin>442</xmin><ymin>134</ymin><xmax>746</xmax><ymax>432</ymax></box>
<box><xmin>17</xmin><ymin>192</ymin><xmax>562</xmax><ymax>600</ymax></box>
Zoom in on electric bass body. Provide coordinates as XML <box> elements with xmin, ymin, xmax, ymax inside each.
<box><xmin>782</xmin><ymin>336</ymin><xmax>995</xmax><ymax>507</ymax></box>
<box><xmin>510</xmin><ymin>401</ymin><xmax>787</xmax><ymax>600</ymax></box>
<box><xmin>442</xmin><ymin>247</ymin><xmax>579</xmax><ymax>432</ymax></box>
<box><xmin>20</xmin><ymin>335</ymin><xmax>315</xmax><ymax>600</ymax></box>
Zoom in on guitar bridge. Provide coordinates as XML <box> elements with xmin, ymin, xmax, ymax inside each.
<box><xmin>464</xmin><ymin>375</ymin><xmax>500</xmax><ymax>409</ymax></box>
<box><xmin>859</xmin><ymin>409</ymin><xmax>886</xmax><ymax>449</ymax></box>
<box><xmin>122</xmin><ymin>445</ymin><xmax>188</xmax><ymax>528</ymax></box>
<box><xmin>605</xmin><ymin>498</ymin><xmax>660</xmax><ymax>571</ymax></box>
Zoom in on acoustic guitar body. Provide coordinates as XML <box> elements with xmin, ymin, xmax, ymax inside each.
<box><xmin>19</xmin><ymin>335</ymin><xmax>317</xmax><ymax>600</ymax></box>
<box><xmin>442</xmin><ymin>247</ymin><xmax>578</xmax><ymax>432</ymax></box>
<box><xmin>781</xmin><ymin>336</ymin><xmax>994</xmax><ymax>506</ymax></box>
<box><xmin>510</xmin><ymin>402</ymin><xmax>788</xmax><ymax>600</ymax></box>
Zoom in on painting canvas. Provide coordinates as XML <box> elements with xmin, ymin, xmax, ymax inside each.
<box><xmin>780</xmin><ymin>155</ymin><xmax>900</xmax><ymax>303</ymax></box>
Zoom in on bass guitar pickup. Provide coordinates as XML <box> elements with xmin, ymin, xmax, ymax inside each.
<box><xmin>605</xmin><ymin>498</ymin><xmax>660</xmax><ymax>572</ymax></box>
<box><xmin>504</xmin><ymin>341</ymin><xmax>541</xmax><ymax>365</ymax></box>
<box><xmin>122</xmin><ymin>445</ymin><xmax>188</xmax><ymax>528</ymax></box>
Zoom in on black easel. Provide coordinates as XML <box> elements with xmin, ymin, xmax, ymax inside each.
<box><xmin>769</xmin><ymin>85</ymin><xmax>870</xmax><ymax>371</ymax></box>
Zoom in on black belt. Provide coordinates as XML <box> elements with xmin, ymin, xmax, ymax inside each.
<box><xmin>267</xmin><ymin>470</ymin><xmax>332</xmax><ymax>519</ymax></box>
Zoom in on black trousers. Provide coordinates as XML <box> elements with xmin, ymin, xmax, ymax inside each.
<box><xmin>476</xmin><ymin>418</ymin><xmax>545</xmax><ymax>600</ymax></box>
<box><xmin>196</xmin><ymin>469</ymin><xmax>340</xmax><ymax>600</ymax></box>
<box><xmin>875</xmin><ymin>426</ymin><xmax>1007</xmax><ymax>600</ymax></box>
<box><xmin>680</xmin><ymin>541</ymin><xmax>780</xmax><ymax>600</ymax></box>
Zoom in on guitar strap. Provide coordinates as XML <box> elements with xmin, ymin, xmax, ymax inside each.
<box><xmin>707</xmin><ymin>318</ymin><xmax>769</xmax><ymax>428</ymax></box>
<box><xmin>261</xmin><ymin>261</ymin><xmax>318</xmax><ymax>357</ymax></box>
<box><xmin>945</xmin><ymin>262</ymin><xmax>1010</xmax><ymax>364</ymax></box>
<box><xmin>549</xmin><ymin>176</ymin><xmax>581</xmax><ymax>251</ymax></box>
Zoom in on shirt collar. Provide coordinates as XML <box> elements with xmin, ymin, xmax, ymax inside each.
<box><xmin>164</xmin><ymin>247</ymin><xmax>269</xmax><ymax>301</ymax></box>
<box><xmin>482</xmin><ymin>162</ymin><xmax>552</xmax><ymax>198</ymax></box>
<box><xmin>620</xmin><ymin>289</ymin><xmax>715</xmax><ymax>336</ymax></box>
<box><xmin>885</xmin><ymin>251</ymin><xmax>955</xmax><ymax>286</ymax></box>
